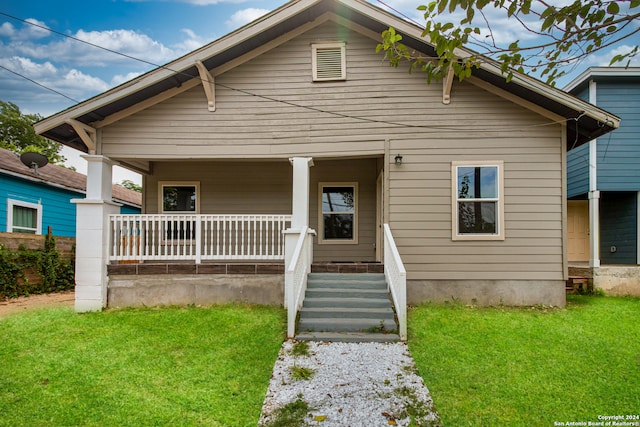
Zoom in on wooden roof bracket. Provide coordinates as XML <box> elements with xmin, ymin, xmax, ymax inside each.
<box><xmin>66</xmin><ymin>119</ymin><xmax>97</xmax><ymax>153</ymax></box>
<box><xmin>195</xmin><ymin>60</ymin><xmax>216</xmax><ymax>112</ymax></box>
<box><xmin>443</xmin><ymin>66</ymin><xmax>455</xmax><ymax>105</ymax></box>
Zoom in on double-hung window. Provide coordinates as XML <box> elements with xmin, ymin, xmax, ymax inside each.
<box><xmin>159</xmin><ymin>182</ymin><xmax>200</xmax><ymax>240</ymax></box>
<box><xmin>7</xmin><ymin>199</ymin><xmax>42</xmax><ymax>234</ymax></box>
<box><xmin>319</xmin><ymin>183</ymin><xmax>358</xmax><ymax>244</ymax></box>
<box><xmin>452</xmin><ymin>161</ymin><xmax>504</xmax><ymax>240</ymax></box>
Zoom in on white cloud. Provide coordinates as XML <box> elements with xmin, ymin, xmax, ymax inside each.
<box><xmin>0</xmin><ymin>22</ymin><xmax>15</xmax><ymax>37</ymax></box>
<box><xmin>22</xmin><ymin>18</ymin><xmax>51</xmax><ymax>40</ymax></box>
<box><xmin>0</xmin><ymin>56</ymin><xmax>109</xmax><ymax>105</ymax></box>
<box><xmin>110</xmin><ymin>71</ymin><xmax>143</xmax><ymax>86</ymax></box>
<box><xmin>226</xmin><ymin>8</ymin><xmax>270</xmax><ymax>28</ymax></box>
<box><xmin>71</xmin><ymin>29</ymin><xmax>177</xmax><ymax>65</ymax></box>
<box><xmin>0</xmin><ymin>56</ymin><xmax>57</xmax><ymax>80</ymax></box>
<box><xmin>173</xmin><ymin>28</ymin><xmax>209</xmax><ymax>52</ymax></box>
<box><xmin>59</xmin><ymin>69</ymin><xmax>110</xmax><ymax>94</ymax></box>
<box><xmin>584</xmin><ymin>45</ymin><xmax>640</xmax><ymax>67</ymax></box>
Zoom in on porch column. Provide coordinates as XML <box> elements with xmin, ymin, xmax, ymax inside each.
<box><xmin>284</xmin><ymin>157</ymin><xmax>314</xmax><ymax>309</ymax></box>
<box><xmin>588</xmin><ymin>80</ymin><xmax>600</xmax><ymax>268</ymax></box>
<box><xmin>72</xmin><ymin>155</ymin><xmax>120</xmax><ymax>312</ymax></box>
<box><xmin>289</xmin><ymin>157</ymin><xmax>314</xmax><ymax>229</ymax></box>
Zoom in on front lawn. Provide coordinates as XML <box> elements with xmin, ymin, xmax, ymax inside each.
<box><xmin>0</xmin><ymin>305</ymin><xmax>285</xmax><ymax>427</ymax></box>
<box><xmin>409</xmin><ymin>295</ymin><xmax>640</xmax><ymax>426</ymax></box>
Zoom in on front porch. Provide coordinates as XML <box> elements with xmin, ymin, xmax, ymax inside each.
<box><xmin>75</xmin><ymin>155</ymin><xmax>407</xmax><ymax>340</ymax></box>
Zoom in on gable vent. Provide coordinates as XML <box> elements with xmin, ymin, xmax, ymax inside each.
<box><xmin>312</xmin><ymin>42</ymin><xmax>346</xmax><ymax>81</ymax></box>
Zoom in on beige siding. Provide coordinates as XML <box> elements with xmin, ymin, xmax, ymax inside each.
<box><xmin>145</xmin><ymin>161</ymin><xmax>292</xmax><ymax>214</ymax></box>
<box><xmin>102</xmin><ymin>19</ymin><xmax>566</xmax><ymax>280</ymax></box>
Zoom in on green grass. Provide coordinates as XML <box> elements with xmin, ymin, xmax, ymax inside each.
<box><xmin>0</xmin><ymin>304</ymin><xmax>285</xmax><ymax>427</ymax></box>
<box><xmin>408</xmin><ymin>295</ymin><xmax>640</xmax><ymax>426</ymax></box>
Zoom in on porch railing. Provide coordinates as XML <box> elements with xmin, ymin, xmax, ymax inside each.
<box><xmin>285</xmin><ymin>226</ymin><xmax>315</xmax><ymax>338</ymax></box>
<box><xmin>109</xmin><ymin>214</ymin><xmax>291</xmax><ymax>263</ymax></box>
<box><xmin>384</xmin><ymin>224</ymin><xmax>407</xmax><ymax>341</ymax></box>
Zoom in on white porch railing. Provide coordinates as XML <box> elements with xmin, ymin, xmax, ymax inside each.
<box><xmin>109</xmin><ymin>214</ymin><xmax>291</xmax><ymax>263</ymax></box>
<box><xmin>384</xmin><ymin>224</ymin><xmax>407</xmax><ymax>341</ymax></box>
<box><xmin>285</xmin><ymin>226</ymin><xmax>315</xmax><ymax>338</ymax></box>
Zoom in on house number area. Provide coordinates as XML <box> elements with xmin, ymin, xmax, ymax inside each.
<box><xmin>554</xmin><ymin>415</ymin><xmax>640</xmax><ymax>427</ymax></box>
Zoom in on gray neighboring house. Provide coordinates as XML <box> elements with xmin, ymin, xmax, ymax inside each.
<box><xmin>34</xmin><ymin>0</ymin><xmax>619</xmax><ymax>338</ymax></box>
<box><xmin>565</xmin><ymin>67</ymin><xmax>640</xmax><ymax>296</ymax></box>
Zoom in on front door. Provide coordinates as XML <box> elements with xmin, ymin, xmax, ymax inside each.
<box><xmin>568</xmin><ymin>200</ymin><xmax>589</xmax><ymax>262</ymax></box>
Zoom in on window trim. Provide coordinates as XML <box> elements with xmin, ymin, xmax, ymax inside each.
<box><xmin>318</xmin><ymin>182</ymin><xmax>358</xmax><ymax>245</ymax></box>
<box><xmin>312</xmin><ymin>42</ymin><xmax>346</xmax><ymax>82</ymax></box>
<box><xmin>451</xmin><ymin>161</ymin><xmax>504</xmax><ymax>241</ymax></box>
<box><xmin>7</xmin><ymin>199</ymin><xmax>42</xmax><ymax>235</ymax></box>
<box><xmin>158</xmin><ymin>181</ymin><xmax>201</xmax><ymax>214</ymax></box>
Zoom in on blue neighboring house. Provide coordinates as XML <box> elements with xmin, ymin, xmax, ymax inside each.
<box><xmin>0</xmin><ymin>147</ymin><xmax>141</xmax><ymax>237</ymax></box>
<box><xmin>565</xmin><ymin>67</ymin><xmax>640</xmax><ymax>267</ymax></box>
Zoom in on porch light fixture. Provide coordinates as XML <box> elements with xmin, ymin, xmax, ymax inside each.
<box><xmin>395</xmin><ymin>154</ymin><xmax>403</xmax><ymax>165</ymax></box>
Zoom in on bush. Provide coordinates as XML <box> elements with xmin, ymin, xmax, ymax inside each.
<box><xmin>0</xmin><ymin>234</ymin><xmax>75</xmax><ymax>299</ymax></box>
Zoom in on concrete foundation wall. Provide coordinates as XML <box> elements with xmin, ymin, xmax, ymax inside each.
<box><xmin>108</xmin><ymin>274</ymin><xmax>284</xmax><ymax>308</ymax></box>
<box><xmin>593</xmin><ymin>267</ymin><xmax>640</xmax><ymax>297</ymax></box>
<box><xmin>408</xmin><ymin>280</ymin><xmax>566</xmax><ymax>307</ymax></box>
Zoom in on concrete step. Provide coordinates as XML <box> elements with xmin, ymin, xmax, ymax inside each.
<box><xmin>302</xmin><ymin>297</ymin><xmax>393</xmax><ymax>309</ymax></box>
<box><xmin>304</xmin><ymin>287</ymin><xmax>390</xmax><ymax>299</ymax></box>
<box><xmin>298</xmin><ymin>317</ymin><xmax>398</xmax><ymax>333</ymax></box>
<box><xmin>307</xmin><ymin>273</ymin><xmax>387</xmax><ymax>290</ymax></box>
<box><xmin>296</xmin><ymin>331</ymin><xmax>400</xmax><ymax>343</ymax></box>
<box><xmin>300</xmin><ymin>306</ymin><xmax>395</xmax><ymax>320</ymax></box>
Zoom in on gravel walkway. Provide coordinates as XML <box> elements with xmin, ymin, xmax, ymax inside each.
<box><xmin>259</xmin><ymin>340</ymin><xmax>440</xmax><ymax>426</ymax></box>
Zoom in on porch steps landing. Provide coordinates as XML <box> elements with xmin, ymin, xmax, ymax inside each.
<box><xmin>296</xmin><ymin>273</ymin><xmax>399</xmax><ymax>343</ymax></box>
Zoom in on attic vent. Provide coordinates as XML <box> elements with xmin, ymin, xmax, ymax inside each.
<box><xmin>312</xmin><ymin>42</ymin><xmax>346</xmax><ymax>81</ymax></box>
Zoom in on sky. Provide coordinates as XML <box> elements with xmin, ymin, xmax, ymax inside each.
<box><xmin>0</xmin><ymin>0</ymin><xmax>638</xmax><ymax>184</ymax></box>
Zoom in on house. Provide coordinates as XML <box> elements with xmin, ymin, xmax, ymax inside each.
<box><xmin>565</xmin><ymin>67</ymin><xmax>640</xmax><ymax>296</ymax></box>
<box><xmin>0</xmin><ymin>147</ymin><xmax>141</xmax><ymax>237</ymax></box>
<box><xmin>34</xmin><ymin>0</ymin><xmax>618</xmax><ymax>339</ymax></box>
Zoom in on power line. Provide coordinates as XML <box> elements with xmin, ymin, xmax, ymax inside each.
<box><xmin>374</xmin><ymin>0</ymin><xmax>425</xmax><ymax>28</ymax></box>
<box><xmin>0</xmin><ymin>12</ymin><xmax>164</xmax><ymax>70</ymax></box>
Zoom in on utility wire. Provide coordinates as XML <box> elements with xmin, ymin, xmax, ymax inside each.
<box><xmin>374</xmin><ymin>0</ymin><xmax>425</xmax><ymax>28</ymax></box>
<box><xmin>0</xmin><ymin>64</ymin><xmax>79</xmax><ymax>103</ymax></box>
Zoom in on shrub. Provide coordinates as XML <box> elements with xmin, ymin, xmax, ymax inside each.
<box><xmin>0</xmin><ymin>234</ymin><xmax>74</xmax><ymax>299</ymax></box>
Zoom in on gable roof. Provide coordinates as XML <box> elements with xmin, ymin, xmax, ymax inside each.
<box><xmin>0</xmin><ymin>148</ymin><xmax>142</xmax><ymax>207</ymax></box>
<box><xmin>35</xmin><ymin>0</ymin><xmax>619</xmax><ymax>151</ymax></box>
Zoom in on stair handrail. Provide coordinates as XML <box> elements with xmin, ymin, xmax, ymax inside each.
<box><xmin>285</xmin><ymin>226</ymin><xmax>315</xmax><ymax>338</ymax></box>
<box><xmin>384</xmin><ymin>224</ymin><xmax>407</xmax><ymax>340</ymax></box>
